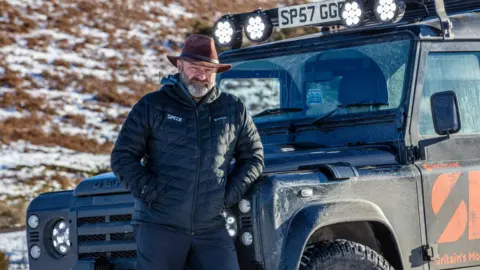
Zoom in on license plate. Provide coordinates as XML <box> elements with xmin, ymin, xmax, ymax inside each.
<box><xmin>278</xmin><ymin>0</ymin><xmax>345</xmax><ymax>29</ymax></box>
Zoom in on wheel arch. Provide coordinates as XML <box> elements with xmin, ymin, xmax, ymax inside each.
<box><xmin>278</xmin><ymin>199</ymin><xmax>404</xmax><ymax>270</ymax></box>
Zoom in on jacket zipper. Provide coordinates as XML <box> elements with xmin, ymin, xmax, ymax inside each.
<box><xmin>191</xmin><ymin>108</ymin><xmax>200</xmax><ymax>235</ymax></box>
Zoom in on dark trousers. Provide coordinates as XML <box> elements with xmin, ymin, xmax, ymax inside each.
<box><xmin>134</xmin><ymin>223</ymin><xmax>240</xmax><ymax>270</ymax></box>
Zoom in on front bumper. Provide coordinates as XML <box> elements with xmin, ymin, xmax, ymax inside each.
<box><xmin>26</xmin><ymin>192</ymin><xmax>136</xmax><ymax>270</ymax></box>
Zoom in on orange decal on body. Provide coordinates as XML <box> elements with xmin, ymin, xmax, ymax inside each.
<box><xmin>431</xmin><ymin>170</ymin><xmax>480</xmax><ymax>244</ymax></box>
<box><xmin>432</xmin><ymin>173</ymin><xmax>462</xmax><ymax>215</ymax></box>
<box><xmin>438</xmin><ymin>201</ymin><xmax>467</xmax><ymax>243</ymax></box>
<box><xmin>424</xmin><ymin>162</ymin><xmax>460</xmax><ymax>172</ymax></box>
<box><xmin>469</xmin><ymin>171</ymin><xmax>480</xmax><ymax>240</ymax></box>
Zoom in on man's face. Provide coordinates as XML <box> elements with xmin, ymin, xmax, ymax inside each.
<box><xmin>178</xmin><ymin>60</ymin><xmax>217</xmax><ymax>99</ymax></box>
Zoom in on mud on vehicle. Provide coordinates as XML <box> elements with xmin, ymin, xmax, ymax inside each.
<box><xmin>25</xmin><ymin>0</ymin><xmax>480</xmax><ymax>269</ymax></box>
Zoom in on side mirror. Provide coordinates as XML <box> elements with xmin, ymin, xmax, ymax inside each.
<box><xmin>430</xmin><ymin>90</ymin><xmax>461</xmax><ymax>136</ymax></box>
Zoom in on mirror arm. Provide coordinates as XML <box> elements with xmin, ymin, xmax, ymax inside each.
<box><xmin>418</xmin><ymin>135</ymin><xmax>451</xmax><ymax>160</ymax></box>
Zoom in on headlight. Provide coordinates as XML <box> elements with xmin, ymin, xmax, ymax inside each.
<box><xmin>222</xmin><ymin>209</ymin><xmax>238</xmax><ymax>237</ymax></box>
<box><xmin>28</xmin><ymin>214</ymin><xmax>39</xmax><ymax>229</ymax></box>
<box><xmin>238</xmin><ymin>199</ymin><xmax>251</xmax><ymax>213</ymax></box>
<box><xmin>52</xmin><ymin>220</ymin><xmax>70</xmax><ymax>255</ymax></box>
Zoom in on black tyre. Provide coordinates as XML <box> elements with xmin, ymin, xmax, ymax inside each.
<box><xmin>299</xmin><ymin>239</ymin><xmax>394</xmax><ymax>270</ymax></box>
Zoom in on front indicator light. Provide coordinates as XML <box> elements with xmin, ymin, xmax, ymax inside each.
<box><xmin>241</xmin><ymin>232</ymin><xmax>253</xmax><ymax>246</ymax></box>
<box><xmin>30</xmin><ymin>245</ymin><xmax>41</xmax><ymax>259</ymax></box>
<box><xmin>28</xmin><ymin>214</ymin><xmax>39</xmax><ymax>229</ymax></box>
<box><xmin>238</xmin><ymin>199</ymin><xmax>251</xmax><ymax>213</ymax></box>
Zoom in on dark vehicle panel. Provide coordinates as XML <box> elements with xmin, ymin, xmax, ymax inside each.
<box><xmin>409</xmin><ymin>39</ymin><xmax>480</xmax><ymax>269</ymax></box>
<box><xmin>255</xmin><ymin>163</ymin><xmax>423</xmax><ymax>270</ymax></box>
<box><xmin>26</xmin><ymin>191</ymin><xmax>77</xmax><ymax>270</ymax></box>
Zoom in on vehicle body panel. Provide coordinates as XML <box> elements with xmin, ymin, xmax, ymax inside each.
<box><xmin>255</xmin><ymin>163</ymin><xmax>423</xmax><ymax>270</ymax></box>
<box><xmin>408</xmin><ymin>39</ymin><xmax>480</xmax><ymax>269</ymax></box>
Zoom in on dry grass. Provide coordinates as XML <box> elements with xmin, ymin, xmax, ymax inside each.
<box><xmin>77</xmin><ymin>75</ymin><xmax>157</xmax><ymax>107</ymax></box>
<box><xmin>0</xmin><ymin>34</ymin><xmax>15</xmax><ymax>48</ymax></box>
<box><xmin>0</xmin><ymin>199</ymin><xmax>28</xmax><ymax>229</ymax></box>
<box><xmin>0</xmin><ymin>250</ymin><xmax>8</xmax><ymax>270</ymax></box>
<box><xmin>53</xmin><ymin>59</ymin><xmax>72</xmax><ymax>69</ymax></box>
<box><xmin>0</xmin><ymin>67</ymin><xmax>24</xmax><ymax>89</ymax></box>
<box><xmin>105</xmin><ymin>112</ymin><xmax>128</xmax><ymax>125</ymax></box>
<box><xmin>26</xmin><ymin>34</ymin><xmax>52</xmax><ymax>51</ymax></box>
<box><xmin>0</xmin><ymin>114</ymin><xmax>113</xmax><ymax>154</ymax></box>
<box><xmin>0</xmin><ymin>89</ymin><xmax>55</xmax><ymax>114</ymax></box>
<box><xmin>40</xmin><ymin>70</ymin><xmax>81</xmax><ymax>91</ymax></box>
<box><xmin>56</xmin><ymin>38</ymin><xmax>71</xmax><ymax>50</ymax></box>
<box><xmin>0</xmin><ymin>1</ymin><xmax>37</xmax><ymax>34</ymax></box>
<box><xmin>52</xmin><ymin>173</ymin><xmax>81</xmax><ymax>190</ymax></box>
<box><xmin>64</xmin><ymin>113</ymin><xmax>86</xmax><ymax>127</ymax></box>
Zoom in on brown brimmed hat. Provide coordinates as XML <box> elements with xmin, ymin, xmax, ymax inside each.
<box><xmin>166</xmin><ymin>34</ymin><xmax>232</xmax><ymax>73</ymax></box>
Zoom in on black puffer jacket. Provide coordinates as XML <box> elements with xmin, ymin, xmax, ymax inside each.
<box><xmin>110</xmin><ymin>74</ymin><xmax>264</xmax><ymax>234</ymax></box>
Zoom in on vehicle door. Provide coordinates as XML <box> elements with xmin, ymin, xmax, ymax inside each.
<box><xmin>410</xmin><ymin>40</ymin><xmax>480</xmax><ymax>269</ymax></box>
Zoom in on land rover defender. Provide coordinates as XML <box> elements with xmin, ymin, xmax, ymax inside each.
<box><xmin>25</xmin><ymin>0</ymin><xmax>480</xmax><ymax>269</ymax></box>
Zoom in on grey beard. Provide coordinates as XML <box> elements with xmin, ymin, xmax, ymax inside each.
<box><xmin>187</xmin><ymin>83</ymin><xmax>209</xmax><ymax>98</ymax></box>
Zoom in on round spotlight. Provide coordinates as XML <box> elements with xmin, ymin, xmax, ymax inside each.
<box><xmin>30</xmin><ymin>245</ymin><xmax>41</xmax><ymax>259</ymax></box>
<box><xmin>340</xmin><ymin>0</ymin><xmax>365</xmax><ymax>28</ymax></box>
<box><xmin>28</xmin><ymin>214</ymin><xmax>39</xmax><ymax>229</ymax></box>
<box><xmin>238</xmin><ymin>199</ymin><xmax>251</xmax><ymax>213</ymax></box>
<box><xmin>213</xmin><ymin>15</ymin><xmax>242</xmax><ymax>49</ymax></box>
<box><xmin>52</xmin><ymin>219</ymin><xmax>70</xmax><ymax>255</ymax></box>
<box><xmin>374</xmin><ymin>0</ymin><xmax>405</xmax><ymax>23</ymax></box>
<box><xmin>244</xmin><ymin>10</ymin><xmax>273</xmax><ymax>42</ymax></box>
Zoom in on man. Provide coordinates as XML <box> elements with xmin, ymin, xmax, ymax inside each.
<box><xmin>110</xmin><ymin>34</ymin><xmax>264</xmax><ymax>270</ymax></box>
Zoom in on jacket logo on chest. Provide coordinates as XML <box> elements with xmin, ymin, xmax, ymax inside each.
<box><xmin>167</xmin><ymin>114</ymin><xmax>183</xmax><ymax>122</ymax></box>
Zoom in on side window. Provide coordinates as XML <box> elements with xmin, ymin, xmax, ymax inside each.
<box><xmin>418</xmin><ymin>52</ymin><xmax>480</xmax><ymax>136</ymax></box>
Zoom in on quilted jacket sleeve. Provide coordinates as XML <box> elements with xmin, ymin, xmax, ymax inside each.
<box><xmin>110</xmin><ymin>97</ymin><xmax>157</xmax><ymax>201</ymax></box>
<box><xmin>224</xmin><ymin>99</ymin><xmax>265</xmax><ymax>207</ymax></box>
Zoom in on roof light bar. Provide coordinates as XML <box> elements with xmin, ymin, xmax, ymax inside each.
<box><xmin>340</xmin><ymin>0</ymin><xmax>365</xmax><ymax>28</ymax></box>
<box><xmin>374</xmin><ymin>0</ymin><xmax>406</xmax><ymax>23</ymax></box>
<box><xmin>213</xmin><ymin>14</ymin><xmax>243</xmax><ymax>49</ymax></box>
<box><xmin>211</xmin><ymin>0</ymin><xmax>480</xmax><ymax>48</ymax></box>
<box><xmin>244</xmin><ymin>10</ymin><xmax>273</xmax><ymax>42</ymax></box>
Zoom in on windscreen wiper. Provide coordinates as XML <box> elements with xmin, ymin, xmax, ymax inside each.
<box><xmin>253</xmin><ymin>107</ymin><xmax>304</xmax><ymax>118</ymax></box>
<box><xmin>312</xmin><ymin>101</ymin><xmax>388</xmax><ymax>126</ymax></box>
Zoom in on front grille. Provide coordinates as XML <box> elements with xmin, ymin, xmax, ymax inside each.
<box><xmin>240</xmin><ymin>216</ymin><xmax>253</xmax><ymax>228</ymax></box>
<box><xmin>111</xmin><ymin>214</ymin><xmax>131</xmax><ymax>222</ymax></box>
<box><xmin>78</xmin><ymin>251</ymin><xmax>137</xmax><ymax>260</ymax></box>
<box><xmin>112</xmin><ymin>251</ymin><xmax>136</xmax><ymax>258</ymax></box>
<box><xmin>29</xmin><ymin>231</ymin><xmax>40</xmax><ymax>242</ymax></box>
<box><xmin>79</xmin><ymin>234</ymin><xmax>106</xmax><ymax>242</ymax></box>
<box><xmin>111</xmin><ymin>232</ymin><xmax>134</xmax><ymax>241</ymax></box>
<box><xmin>76</xmin><ymin>205</ymin><xmax>135</xmax><ymax>261</ymax></box>
<box><xmin>79</xmin><ymin>252</ymin><xmax>106</xmax><ymax>260</ymax></box>
<box><xmin>78</xmin><ymin>216</ymin><xmax>105</xmax><ymax>225</ymax></box>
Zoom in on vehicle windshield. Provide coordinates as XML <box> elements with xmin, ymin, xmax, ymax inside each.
<box><xmin>217</xmin><ymin>36</ymin><xmax>412</xmax><ymax>124</ymax></box>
